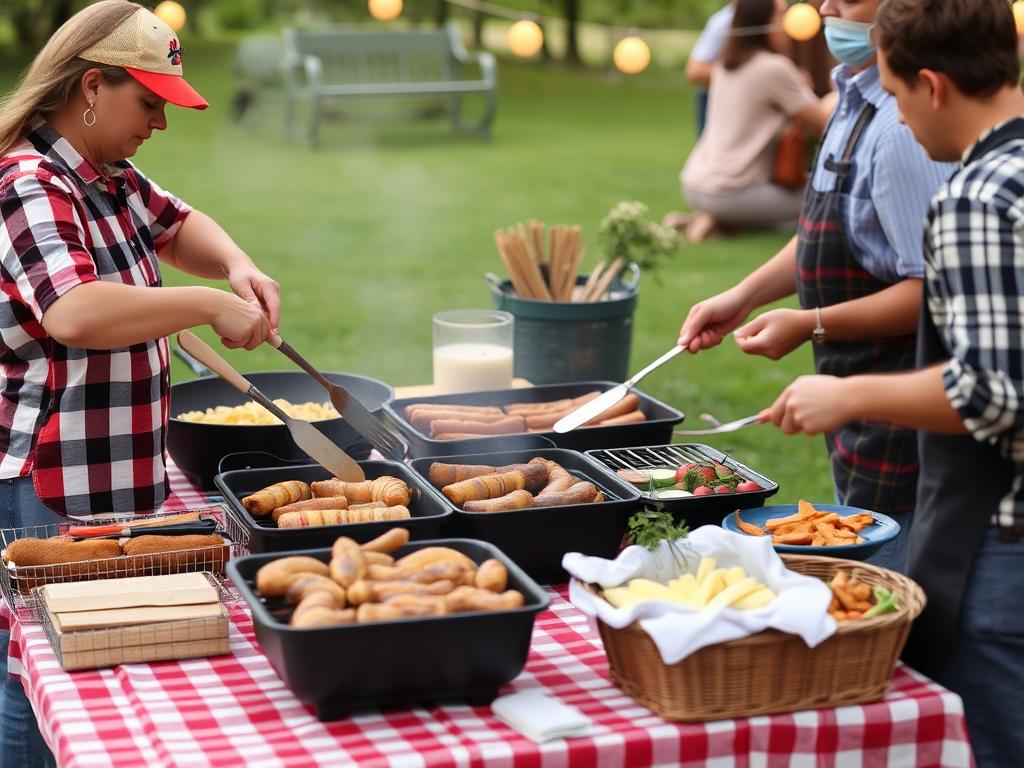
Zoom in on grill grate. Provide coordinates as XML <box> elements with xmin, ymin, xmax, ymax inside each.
<box><xmin>584</xmin><ymin>443</ymin><xmax>779</xmax><ymax>516</ymax></box>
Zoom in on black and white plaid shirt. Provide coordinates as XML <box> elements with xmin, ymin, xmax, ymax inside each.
<box><xmin>925</xmin><ymin>118</ymin><xmax>1024</xmax><ymax>528</ymax></box>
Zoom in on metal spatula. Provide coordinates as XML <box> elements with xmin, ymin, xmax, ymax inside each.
<box><xmin>553</xmin><ymin>345</ymin><xmax>685</xmax><ymax>433</ymax></box>
<box><xmin>176</xmin><ymin>331</ymin><xmax>365</xmax><ymax>481</ymax></box>
<box><xmin>267</xmin><ymin>336</ymin><xmax>407</xmax><ymax>460</ymax></box>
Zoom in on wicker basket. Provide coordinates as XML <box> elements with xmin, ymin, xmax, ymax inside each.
<box><xmin>587</xmin><ymin>554</ymin><xmax>926</xmax><ymax>721</ymax></box>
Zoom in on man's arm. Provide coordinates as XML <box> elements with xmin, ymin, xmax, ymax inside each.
<box><xmin>761</xmin><ymin>366</ymin><xmax>966</xmax><ymax>435</ymax></box>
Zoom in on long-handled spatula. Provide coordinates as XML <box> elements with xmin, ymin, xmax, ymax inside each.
<box><xmin>553</xmin><ymin>345</ymin><xmax>685</xmax><ymax>433</ymax></box>
<box><xmin>177</xmin><ymin>330</ymin><xmax>365</xmax><ymax>481</ymax></box>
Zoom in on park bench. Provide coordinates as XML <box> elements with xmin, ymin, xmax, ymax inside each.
<box><xmin>281</xmin><ymin>25</ymin><xmax>497</xmax><ymax>145</ymax></box>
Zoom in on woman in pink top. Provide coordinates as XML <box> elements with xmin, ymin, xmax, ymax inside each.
<box><xmin>680</xmin><ymin>0</ymin><xmax>832</xmax><ymax>241</ymax></box>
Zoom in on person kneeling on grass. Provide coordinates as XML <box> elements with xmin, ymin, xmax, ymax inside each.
<box><xmin>761</xmin><ymin>2</ymin><xmax>1024</xmax><ymax>764</ymax></box>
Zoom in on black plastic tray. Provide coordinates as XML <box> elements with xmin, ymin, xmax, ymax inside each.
<box><xmin>215</xmin><ymin>460</ymin><xmax>451</xmax><ymax>553</ymax></box>
<box><xmin>409</xmin><ymin>448</ymin><xmax>643</xmax><ymax>583</ymax></box>
<box><xmin>585</xmin><ymin>443</ymin><xmax>779</xmax><ymax>528</ymax></box>
<box><xmin>384</xmin><ymin>381</ymin><xmax>685</xmax><ymax>459</ymax></box>
<box><xmin>227</xmin><ymin>538</ymin><xmax>549</xmax><ymax>720</ymax></box>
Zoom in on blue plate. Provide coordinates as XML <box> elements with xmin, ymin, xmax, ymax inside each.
<box><xmin>721</xmin><ymin>504</ymin><xmax>900</xmax><ymax>560</ymax></box>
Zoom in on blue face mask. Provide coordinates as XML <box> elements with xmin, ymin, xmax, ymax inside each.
<box><xmin>823</xmin><ymin>17</ymin><xmax>877</xmax><ymax>68</ymax></box>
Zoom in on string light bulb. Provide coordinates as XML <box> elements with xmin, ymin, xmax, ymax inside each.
<box><xmin>1014</xmin><ymin>0</ymin><xmax>1024</xmax><ymax>36</ymax></box>
<box><xmin>613</xmin><ymin>36</ymin><xmax>650</xmax><ymax>75</ymax></box>
<box><xmin>368</xmin><ymin>0</ymin><xmax>403</xmax><ymax>21</ymax></box>
<box><xmin>507</xmin><ymin>19</ymin><xmax>544</xmax><ymax>57</ymax></box>
<box><xmin>153</xmin><ymin>0</ymin><xmax>187</xmax><ymax>32</ymax></box>
<box><xmin>783</xmin><ymin>2</ymin><xmax>821</xmax><ymax>41</ymax></box>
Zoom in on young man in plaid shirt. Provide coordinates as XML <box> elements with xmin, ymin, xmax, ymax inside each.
<box><xmin>761</xmin><ymin>1</ymin><xmax>1024</xmax><ymax>763</ymax></box>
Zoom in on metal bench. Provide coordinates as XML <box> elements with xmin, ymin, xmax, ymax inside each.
<box><xmin>282</xmin><ymin>25</ymin><xmax>497</xmax><ymax>145</ymax></box>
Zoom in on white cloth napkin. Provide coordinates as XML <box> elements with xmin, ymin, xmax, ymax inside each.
<box><xmin>491</xmin><ymin>690</ymin><xmax>592</xmax><ymax>742</ymax></box>
<box><xmin>563</xmin><ymin>526</ymin><xmax>836</xmax><ymax>664</ymax></box>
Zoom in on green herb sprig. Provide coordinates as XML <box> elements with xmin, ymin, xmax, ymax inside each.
<box><xmin>627</xmin><ymin>507</ymin><xmax>690</xmax><ymax>567</ymax></box>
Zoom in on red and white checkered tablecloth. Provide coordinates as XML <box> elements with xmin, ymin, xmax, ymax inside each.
<box><xmin>2</xmin><ymin>461</ymin><xmax>975</xmax><ymax>768</ymax></box>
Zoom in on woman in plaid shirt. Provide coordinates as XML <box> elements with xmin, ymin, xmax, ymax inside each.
<box><xmin>764</xmin><ymin>1</ymin><xmax>1024</xmax><ymax>763</ymax></box>
<box><xmin>0</xmin><ymin>2</ymin><xmax>279</xmax><ymax>764</ymax></box>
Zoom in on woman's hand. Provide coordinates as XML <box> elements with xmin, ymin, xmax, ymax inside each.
<box><xmin>209</xmin><ymin>290</ymin><xmax>273</xmax><ymax>351</ymax></box>
<box><xmin>734</xmin><ymin>308</ymin><xmax>814</xmax><ymax>360</ymax></box>
<box><xmin>226</xmin><ymin>261</ymin><xmax>281</xmax><ymax>332</ymax></box>
<box><xmin>677</xmin><ymin>288</ymin><xmax>752</xmax><ymax>353</ymax></box>
<box><xmin>760</xmin><ymin>375</ymin><xmax>855</xmax><ymax>435</ymax></box>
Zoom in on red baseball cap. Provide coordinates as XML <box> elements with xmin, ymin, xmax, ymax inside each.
<box><xmin>78</xmin><ymin>7</ymin><xmax>208</xmax><ymax>109</ymax></box>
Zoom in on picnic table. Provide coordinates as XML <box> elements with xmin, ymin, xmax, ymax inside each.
<box><xmin>2</xmin><ymin>462</ymin><xmax>975</xmax><ymax>767</ymax></box>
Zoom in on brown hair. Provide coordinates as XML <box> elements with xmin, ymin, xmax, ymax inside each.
<box><xmin>721</xmin><ymin>0</ymin><xmax>776</xmax><ymax>71</ymax></box>
<box><xmin>875</xmin><ymin>0</ymin><xmax>1019</xmax><ymax>97</ymax></box>
<box><xmin>0</xmin><ymin>0</ymin><xmax>139</xmax><ymax>157</ymax></box>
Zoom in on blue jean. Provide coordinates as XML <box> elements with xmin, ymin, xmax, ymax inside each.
<box><xmin>0</xmin><ymin>476</ymin><xmax>63</xmax><ymax>768</ymax></box>
<box><xmin>928</xmin><ymin>528</ymin><xmax>1024</xmax><ymax>768</ymax></box>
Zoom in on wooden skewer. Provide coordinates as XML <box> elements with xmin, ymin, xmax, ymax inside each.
<box><xmin>495</xmin><ymin>232</ymin><xmax>531</xmax><ymax>299</ymax></box>
<box><xmin>578</xmin><ymin>260</ymin><xmax>606</xmax><ymax>303</ymax></box>
<box><xmin>588</xmin><ymin>256</ymin><xmax>624</xmax><ymax>301</ymax></box>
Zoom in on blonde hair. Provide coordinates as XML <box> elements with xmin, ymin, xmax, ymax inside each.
<box><xmin>0</xmin><ymin>0</ymin><xmax>141</xmax><ymax>157</ymax></box>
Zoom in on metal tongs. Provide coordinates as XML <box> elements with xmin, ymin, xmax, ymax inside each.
<box><xmin>674</xmin><ymin>414</ymin><xmax>763</xmax><ymax>436</ymax></box>
<box><xmin>68</xmin><ymin>518</ymin><xmax>219</xmax><ymax>539</ymax></box>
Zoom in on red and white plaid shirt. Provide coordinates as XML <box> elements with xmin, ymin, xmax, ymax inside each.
<box><xmin>0</xmin><ymin>121</ymin><xmax>190</xmax><ymax>517</ymax></box>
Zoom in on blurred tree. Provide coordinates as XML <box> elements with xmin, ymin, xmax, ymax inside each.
<box><xmin>8</xmin><ymin>0</ymin><xmax>75</xmax><ymax>49</ymax></box>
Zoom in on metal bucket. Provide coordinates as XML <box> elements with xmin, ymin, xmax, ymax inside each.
<box><xmin>486</xmin><ymin>264</ymin><xmax>639</xmax><ymax>384</ymax></box>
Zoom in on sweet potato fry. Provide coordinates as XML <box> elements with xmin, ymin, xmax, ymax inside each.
<box><xmin>838</xmin><ymin>513</ymin><xmax>875</xmax><ymax>531</ymax></box>
<box><xmin>765</xmin><ymin>509</ymin><xmax>813</xmax><ymax>531</ymax></box>
<box><xmin>734</xmin><ymin>511</ymin><xmax>766</xmax><ymax>536</ymax></box>
<box><xmin>773</xmin><ymin>531</ymin><xmax>816</xmax><ymax>545</ymax></box>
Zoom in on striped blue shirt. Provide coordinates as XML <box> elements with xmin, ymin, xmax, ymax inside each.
<box><xmin>810</xmin><ymin>64</ymin><xmax>956</xmax><ymax>283</ymax></box>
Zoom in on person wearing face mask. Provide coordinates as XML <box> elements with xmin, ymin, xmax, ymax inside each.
<box><xmin>762</xmin><ymin>2</ymin><xmax>1024</xmax><ymax>762</ymax></box>
<box><xmin>0</xmin><ymin>2</ymin><xmax>279</xmax><ymax>765</ymax></box>
<box><xmin>676</xmin><ymin>0</ymin><xmax>955</xmax><ymax>572</ymax></box>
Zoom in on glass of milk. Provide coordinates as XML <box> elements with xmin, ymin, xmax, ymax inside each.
<box><xmin>433</xmin><ymin>310</ymin><xmax>514</xmax><ymax>394</ymax></box>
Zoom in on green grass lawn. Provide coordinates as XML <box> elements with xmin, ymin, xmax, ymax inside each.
<box><xmin>0</xmin><ymin>40</ymin><xmax>834</xmax><ymax>506</ymax></box>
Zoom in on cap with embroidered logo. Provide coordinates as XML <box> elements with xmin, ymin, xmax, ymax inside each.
<box><xmin>78</xmin><ymin>6</ymin><xmax>207</xmax><ymax>109</ymax></box>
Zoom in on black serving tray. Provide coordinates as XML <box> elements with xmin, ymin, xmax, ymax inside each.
<box><xmin>384</xmin><ymin>381</ymin><xmax>684</xmax><ymax>459</ymax></box>
<box><xmin>585</xmin><ymin>443</ymin><xmax>779</xmax><ymax>528</ymax></box>
<box><xmin>227</xmin><ymin>538</ymin><xmax>549</xmax><ymax>720</ymax></box>
<box><xmin>409</xmin><ymin>448</ymin><xmax>643</xmax><ymax>583</ymax></box>
<box><xmin>215</xmin><ymin>460</ymin><xmax>451</xmax><ymax>553</ymax></box>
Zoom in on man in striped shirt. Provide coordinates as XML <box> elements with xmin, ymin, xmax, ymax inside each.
<box><xmin>762</xmin><ymin>2</ymin><xmax>1024</xmax><ymax>763</ymax></box>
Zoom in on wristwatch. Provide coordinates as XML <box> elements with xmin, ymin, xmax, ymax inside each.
<box><xmin>812</xmin><ymin>306</ymin><xmax>826</xmax><ymax>345</ymax></box>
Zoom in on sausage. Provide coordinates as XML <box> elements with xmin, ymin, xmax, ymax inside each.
<box><xmin>255</xmin><ymin>556</ymin><xmax>329</xmax><ymax>597</ymax></box>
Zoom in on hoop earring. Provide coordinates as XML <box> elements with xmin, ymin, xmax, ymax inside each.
<box><xmin>82</xmin><ymin>106</ymin><xmax>96</xmax><ymax>127</ymax></box>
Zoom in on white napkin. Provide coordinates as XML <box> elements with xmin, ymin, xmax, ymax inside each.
<box><xmin>563</xmin><ymin>526</ymin><xmax>836</xmax><ymax>664</ymax></box>
<box><xmin>491</xmin><ymin>690</ymin><xmax>592</xmax><ymax>742</ymax></box>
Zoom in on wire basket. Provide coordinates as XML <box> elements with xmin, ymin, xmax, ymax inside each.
<box><xmin>585</xmin><ymin>554</ymin><xmax>926</xmax><ymax>721</ymax></box>
<box><xmin>34</xmin><ymin>572</ymin><xmax>233</xmax><ymax>671</ymax></box>
<box><xmin>1</xmin><ymin>506</ymin><xmax>245</xmax><ymax>623</ymax></box>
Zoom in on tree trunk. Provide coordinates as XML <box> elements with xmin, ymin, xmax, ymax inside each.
<box><xmin>435</xmin><ymin>0</ymin><xmax>449</xmax><ymax>26</ymax></box>
<box><xmin>539</xmin><ymin>20</ymin><xmax>552</xmax><ymax>61</ymax></box>
<box><xmin>47</xmin><ymin>0</ymin><xmax>73</xmax><ymax>37</ymax></box>
<box><xmin>562</xmin><ymin>0</ymin><xmax>580</xmax><ymax>65</ymax></box>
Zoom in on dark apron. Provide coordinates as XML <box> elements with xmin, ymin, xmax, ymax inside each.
<box><xmin>901</xmin><ymin>122</ymin><xmax>1024</xmax><ymax>677</ymax></box>
<box><xmin>795</xmin><ymin>103</ymin><xmax>919</xmax><ymax>515</ymax></box>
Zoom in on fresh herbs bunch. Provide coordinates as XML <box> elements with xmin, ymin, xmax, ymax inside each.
<box><xmin>599</xmin><ymin>201</ymin><xmax>680</xmax><ymax>279</ymax></box>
